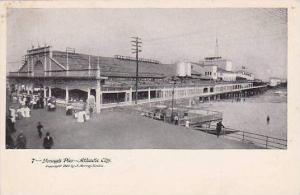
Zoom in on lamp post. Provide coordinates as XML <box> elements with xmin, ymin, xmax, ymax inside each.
<box><xmin>171</xmin><ymin>76</ymin><xmax>177</xmax><ymax>121</ymax></box>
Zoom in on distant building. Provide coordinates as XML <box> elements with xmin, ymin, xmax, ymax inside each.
<box><xmin>217</xmin><ymin>68</ymin><xmax>236</xmax><ymax>81</ymax></box>
<box><xmin>236</xmin><ymin>70</ymin><xmax>255</xmax><ymax>81</ymax></box>
<box><xmin>176</xmin><ymin>62</ymin><xmax>192</xmax><ymax>77</ymax></box>
<box><xmin>201</xmin><ymin>57</ymin><xmax>233</xmax><ymax>72</ymax></box>
<box><xmin>191</xmin><ymin>63</ymin><xmax>218</xmax><ymax>80</ymax></box>
<box><xmin>269</xmin><ymin>77</ymin><xmax>282</xmax><ymax>87</ymax></box>
<box><xmin>193</xmin><ymin>56</ymin><xmax>236</xmax><ymax>81</ymax></box>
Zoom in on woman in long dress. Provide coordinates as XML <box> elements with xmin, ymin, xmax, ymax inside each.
<box><xmin>24</xmin><ymin>106</ymin><xmax>31</xmax><ymax>118</ymax></box>
<box><xmin>77</xmin><ymin>111</ymin><xmax>85</xmax><ymax>123</ymax></box>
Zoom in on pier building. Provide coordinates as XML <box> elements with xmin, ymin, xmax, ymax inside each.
<box><xmin>8</xmin><ymin>46</ymin><xmax>267</xmax><ymax>113</ymax></box>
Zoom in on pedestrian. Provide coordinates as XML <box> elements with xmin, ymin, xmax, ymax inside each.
<box><xmin>267</xmin><ymin>115</ymin><xmax>270</xmax><ymax>124</ymax></box>
<box><xmin>185</xmin><ymin>120</ymin><xmax>190</xmax><ymax>128</ymax></box>
<box><xmin>174</xmin><ymin>115</ymin><xmax>179</xmax><ymax>125</ymax></box>
<box><xmin>89</xmin><ymin>107</ymin><xmax>93</xmax><ymax>118</ymax></box>
<box><xmin>216</xmin><ymin>121</ymin><xmax>225</xmax><ymax>138</ymax></box>
<box><xmin>43</xmin><ymin>132</ymin><xmax>54</xmax><ymax>149</ymax></box>
<box><xmin>16</xmin><ymin>131</ymin><xmax>27</xmax><ymax>149</ymax></box>
<box><xmin>37</xmin><ymin>122</ymin><xmax>43</xmax><ymax>138</ymax></box>
<box><xmin>24</xmin><ymin>106</ymin><xmax>31</xmax><ymax>118</ymax></box>
<box><xmin>25</xmin><ymin>96</ymin><xmax>30</xmax><ymax>107</ymax></box>
<box><xmin>40</xmin><ymin>96</ymin><xmax>44</xmax><ymax>109</ymax></box>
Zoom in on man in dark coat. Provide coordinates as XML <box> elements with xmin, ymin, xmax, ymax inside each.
<box><xmin>39</xmin><ymin>96</ymin><xmax>44</xmax><ymax>109</ymax></box>
<box><xmin>216</xmin><ymin>121</ymin><xmax>225</xmax><ymax>138</ymax></box>
<box><xmin>43</xmin><ymin>132</ymin><xmax>54</xmax><ymax>149</ymax></box>
<box><xmin>37</xmin><ymin>122</ymin><xmax>43</xmax><ymax>138</ymax></box>
<box><xmin>16</xmin><ymin>132</ymin><xmax>27</xmax><ymax>149</ymax></box>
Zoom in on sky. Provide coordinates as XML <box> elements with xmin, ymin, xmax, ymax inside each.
<box><xmin>6</xmin><ymin>8</ymin><xmax>287</xmax><ymax>80</ymax></box>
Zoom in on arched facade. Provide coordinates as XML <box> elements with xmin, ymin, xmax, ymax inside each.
<box><xmin>33</xmin><ymin>60</ymin><xmax>44</xmax><ymax>76</ymax></box>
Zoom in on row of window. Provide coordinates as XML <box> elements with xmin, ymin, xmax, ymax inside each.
<box><xmin>205</xmin><ymin>72</ymin><xmax>212</xmax><ymax>76</ymax></box>
<box><xmin>215</xmin><ymin>83</ymin><xmax>253</xmax><ymax>92</ymax></box>
<box><xmin>162</xmin><ymin>83</ymin><xmax>254</xmax><ymax>98</ymax></box>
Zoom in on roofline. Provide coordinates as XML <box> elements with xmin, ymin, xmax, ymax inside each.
<box><xmin>7</xmin><ymin>75</ymin><xmax>166</xmax><ymax>79</ymax></box>
<box><xmin>7</xmin><ymin>75</ymin><xmax>107</xmax><ymax>80</ymax></box>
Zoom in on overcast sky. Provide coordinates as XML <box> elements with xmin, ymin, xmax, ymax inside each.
<box><xmin>6</xmin><ymin>8</ymin><xmax>287</xmax><ymax>80</ymax></box>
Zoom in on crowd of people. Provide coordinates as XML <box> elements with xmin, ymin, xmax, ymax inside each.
<box><xmin>6</xmin><ymin>91</ymin><xmax>56</xmax><ymax>149</ymax></box>
<box><xmin>6</xmin><ymin>89</ymin><xmax>97</xmax><ymax>149</ymax></box>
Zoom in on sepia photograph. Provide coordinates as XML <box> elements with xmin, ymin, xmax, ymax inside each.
<box><xmin>5</xmin><ymin>8</ymin><xmax>287</xmax><ymax>149</ymax></box>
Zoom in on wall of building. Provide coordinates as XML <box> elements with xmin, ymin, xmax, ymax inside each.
<box><xmin>217</xmin><ymin>71</ymin><xmax>236</xmax><ymax>81</ymax></box>
<box><xmin>191</xmin><ymin>63</ymin><xmax>204</xmax><ymax>76</ymax></box>
<box><xmin>203</xmin><ymin>65</ymin><xmax>218</xmax><ymax>80</ymax></box>
<box><xmin>203</xmin><ymin>58</ymin><xmax>232</xmax><ymax>71</ymax></box>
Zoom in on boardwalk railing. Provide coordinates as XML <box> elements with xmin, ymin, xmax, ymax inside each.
<box><xmin>132</xmin><ymin>107</ymin><xmax>286</xmax><ymax>149</ymax></box>
<box><xmin>134</xmin><ymin>107</ymin><xmax>223</xmax><ymax>125</ymax></box>
<box><xmin>178</xmin><ymin>110</ymin><xmax>222</xmax><ymax>125</ymax></box>
<box><xmin>222</xmin><ymin>127</ymin><xmax>287</xmax><ymax>149</ymax></box>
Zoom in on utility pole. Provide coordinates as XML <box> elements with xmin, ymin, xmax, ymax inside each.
<box><xmin>131</xmin><ymin>37</ymin><xmax>142</xmax><ymax>104</ymax></box>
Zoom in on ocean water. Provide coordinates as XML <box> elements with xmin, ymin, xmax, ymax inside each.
<box><xmin>194</xmin><ymin>88</ymin><xmax>287</xmax><ymax>139</ymax></box>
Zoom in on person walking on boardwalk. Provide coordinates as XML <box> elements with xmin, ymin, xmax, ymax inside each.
<box><xmin>16</xmin><ymin>131</ymin><xmax>27</xmax><ymax>149</ymax></box>
<box><xmin>43</xmin><ymin>132</ymin><xmax>54</xmax><ymax>149</ymax></box>
<box><xmin>37</xmin><ymin>122</ymin><xmax>43</xmax><ymax>138</ymax></box>
<box><xmin>216</xmin><ymin>121</ymin><xmax>225</xmax><ymax>138</ymax></box>
<box><xmin>267</xmin><ymin>115</ymin><xmax>270</xmax><ymax>124</ymax></box>
<box><xmin>174</xmin><ymin>115</ymin><xmax>179</xmax><ymax>125</ymax></box>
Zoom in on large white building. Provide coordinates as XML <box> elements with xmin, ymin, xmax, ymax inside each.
<box><xmin>193</xmin><ymin>56</ymin><xmax>235</xmax><ymax>81</ymax></box>
<box><xmin>192</xmin><ymin>56</ymin><xmax>257</xmax><ymax>82</ymax></box>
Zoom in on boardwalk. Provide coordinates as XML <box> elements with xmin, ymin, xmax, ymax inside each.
<box><xmin>9</xmin><ymin>107</ymin><xmax>260</xmax><ymax>149</ymax></box>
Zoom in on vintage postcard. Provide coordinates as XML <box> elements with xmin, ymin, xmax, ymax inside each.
<box><xmin>0</xmin><ymin>0</ymin><xmax>299</xmax><ymax>195</ymax></box>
